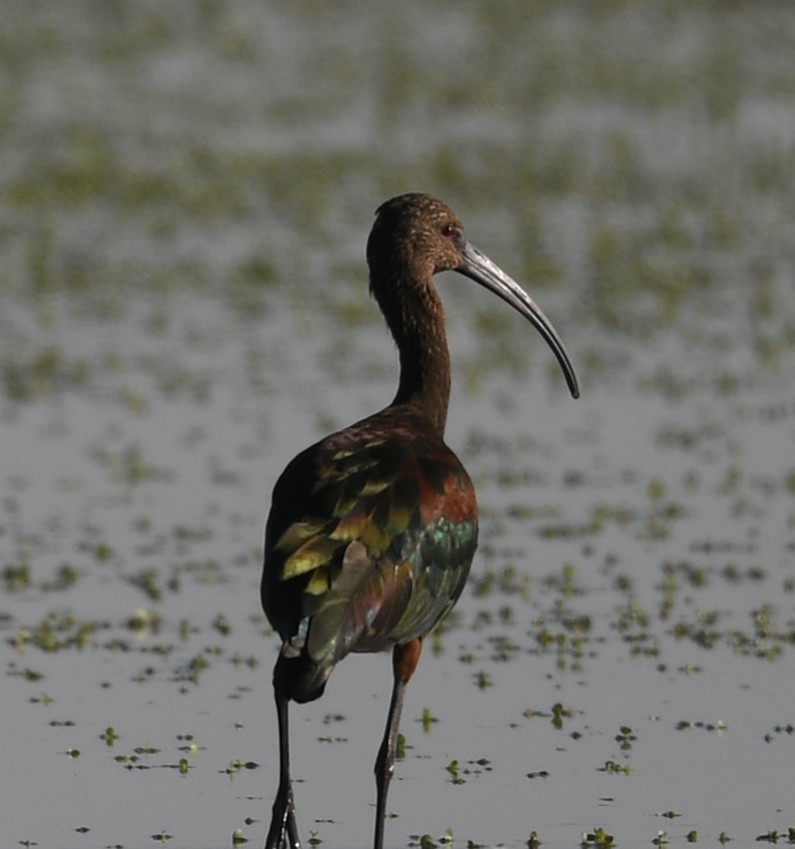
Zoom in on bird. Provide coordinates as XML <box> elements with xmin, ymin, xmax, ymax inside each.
<box><xmin>260</xmin><ymin>192</ymin><xmax>579</xmax><ymax>849</ymax></box>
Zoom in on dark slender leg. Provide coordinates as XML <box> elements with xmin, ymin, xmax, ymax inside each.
<box><xmin>265</xmin><ymin>687</ymin><xmax>300</xmax><ymax>849</ymax></box>
<box><xmin>373</xmin><ymin>639</ymin><xmax>423</xmax><ymax>849</ymax></box>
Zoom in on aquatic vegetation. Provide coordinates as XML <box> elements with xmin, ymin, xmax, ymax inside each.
<box><xmin>2</xmin><ymin>1</ymin><xmax>795</xmax><ymax>847</ymax></box>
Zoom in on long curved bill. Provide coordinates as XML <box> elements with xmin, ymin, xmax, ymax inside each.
<box><xmin>458</xmin><ymin>241</ymin><xmax>580</xmax><ymax>399</ymax></box>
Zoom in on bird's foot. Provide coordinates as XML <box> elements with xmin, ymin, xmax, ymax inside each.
<box><xmin>265</xmin><ymin>791</ymin><xmax>300</xmax><ymax>849</ymax></box>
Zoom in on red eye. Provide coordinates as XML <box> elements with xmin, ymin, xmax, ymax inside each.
<box><xmin>441</xmin><ymin>223</ymin><xmax>456</xmax><ymax>239</ymax></box>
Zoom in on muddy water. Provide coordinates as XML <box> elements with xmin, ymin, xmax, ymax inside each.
<box><xmin>2</xmin><ymin>3</ymin><xmax>795</xmax><ymax>848</ymax></box>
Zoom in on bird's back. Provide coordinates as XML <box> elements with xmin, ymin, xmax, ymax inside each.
<box><xmin>262</xmin><ymin>407</ymin><xmax>478</xmax><ymax>702</ymax></box>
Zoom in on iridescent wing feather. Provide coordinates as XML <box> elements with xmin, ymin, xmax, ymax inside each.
<box><xmin>261</xmin><ymin>410</ymin><xmax>478</xmax><ymax>680</ymax></box>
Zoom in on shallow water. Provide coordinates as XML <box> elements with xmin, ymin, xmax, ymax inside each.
<box><xmin>2</xmin><ymin>2</ymin><xmax>795</xmax><ymax>848</ymax></box>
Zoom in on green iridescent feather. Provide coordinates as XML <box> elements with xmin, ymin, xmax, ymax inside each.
<box><xmin>261</xmin><ymin>410</ymin><xmax>478</xmax><ymax>676</ymax></box>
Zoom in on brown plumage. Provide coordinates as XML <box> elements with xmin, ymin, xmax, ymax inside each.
<box><xmin>261</xmin><ymin>193</ymin><xmax>579</xmax><ymax>849</ymax></box>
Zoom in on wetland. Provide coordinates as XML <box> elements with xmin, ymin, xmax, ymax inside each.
<box><xmin>2</xmin><ymin>3</ymin><xmax>794</xmax><ymax>847</ymax></box>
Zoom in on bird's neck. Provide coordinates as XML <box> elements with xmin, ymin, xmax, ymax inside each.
<box><xmin>379</xmin><ymin>274</ymin><xmax>451</xmax><ymax>437</ymax></box>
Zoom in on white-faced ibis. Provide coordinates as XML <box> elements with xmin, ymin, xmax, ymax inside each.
<box><xmin>261</xmin><ymin>192</ymin><xmax>579</xmax><ymax>849</ymax></box>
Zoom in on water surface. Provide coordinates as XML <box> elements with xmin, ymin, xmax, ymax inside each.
<box><xmin>2</xmin><ymin>3</ymin><xmax>794</xmax><ymax>848</ymax></box>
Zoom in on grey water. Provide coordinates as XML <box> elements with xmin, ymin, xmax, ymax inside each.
<box><xmin>2</xmin><ymin>3</ymin><xmax>795</xmax><ymax>848</ymax></box>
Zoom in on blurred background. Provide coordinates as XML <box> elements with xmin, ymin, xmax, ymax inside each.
<box><xmin>2</xmin><ymin>3</ymin><xmax>794</xmax><ymax>848</ymax></box>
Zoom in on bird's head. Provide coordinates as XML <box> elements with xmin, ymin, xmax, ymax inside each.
<box><xmin>367</xmin><ymin>193</ymin><xmax>580</xmax><ymax>399</ymax></box>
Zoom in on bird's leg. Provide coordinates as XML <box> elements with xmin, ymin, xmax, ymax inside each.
<box><xmin>265</xmin><ymin>686</ymin><xmax>300</xmax><ymax>849</ymax></box>
<box><xmin>373</xmin><ymin>638</ymin><xmax>423</xmax><ymax>849</ymax></box>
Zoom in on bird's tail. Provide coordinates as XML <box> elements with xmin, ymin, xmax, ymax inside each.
<box><xmin>273</xmin><ymin>644</ymin><xmax>332</xmax><ymax>704</ymax></box>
